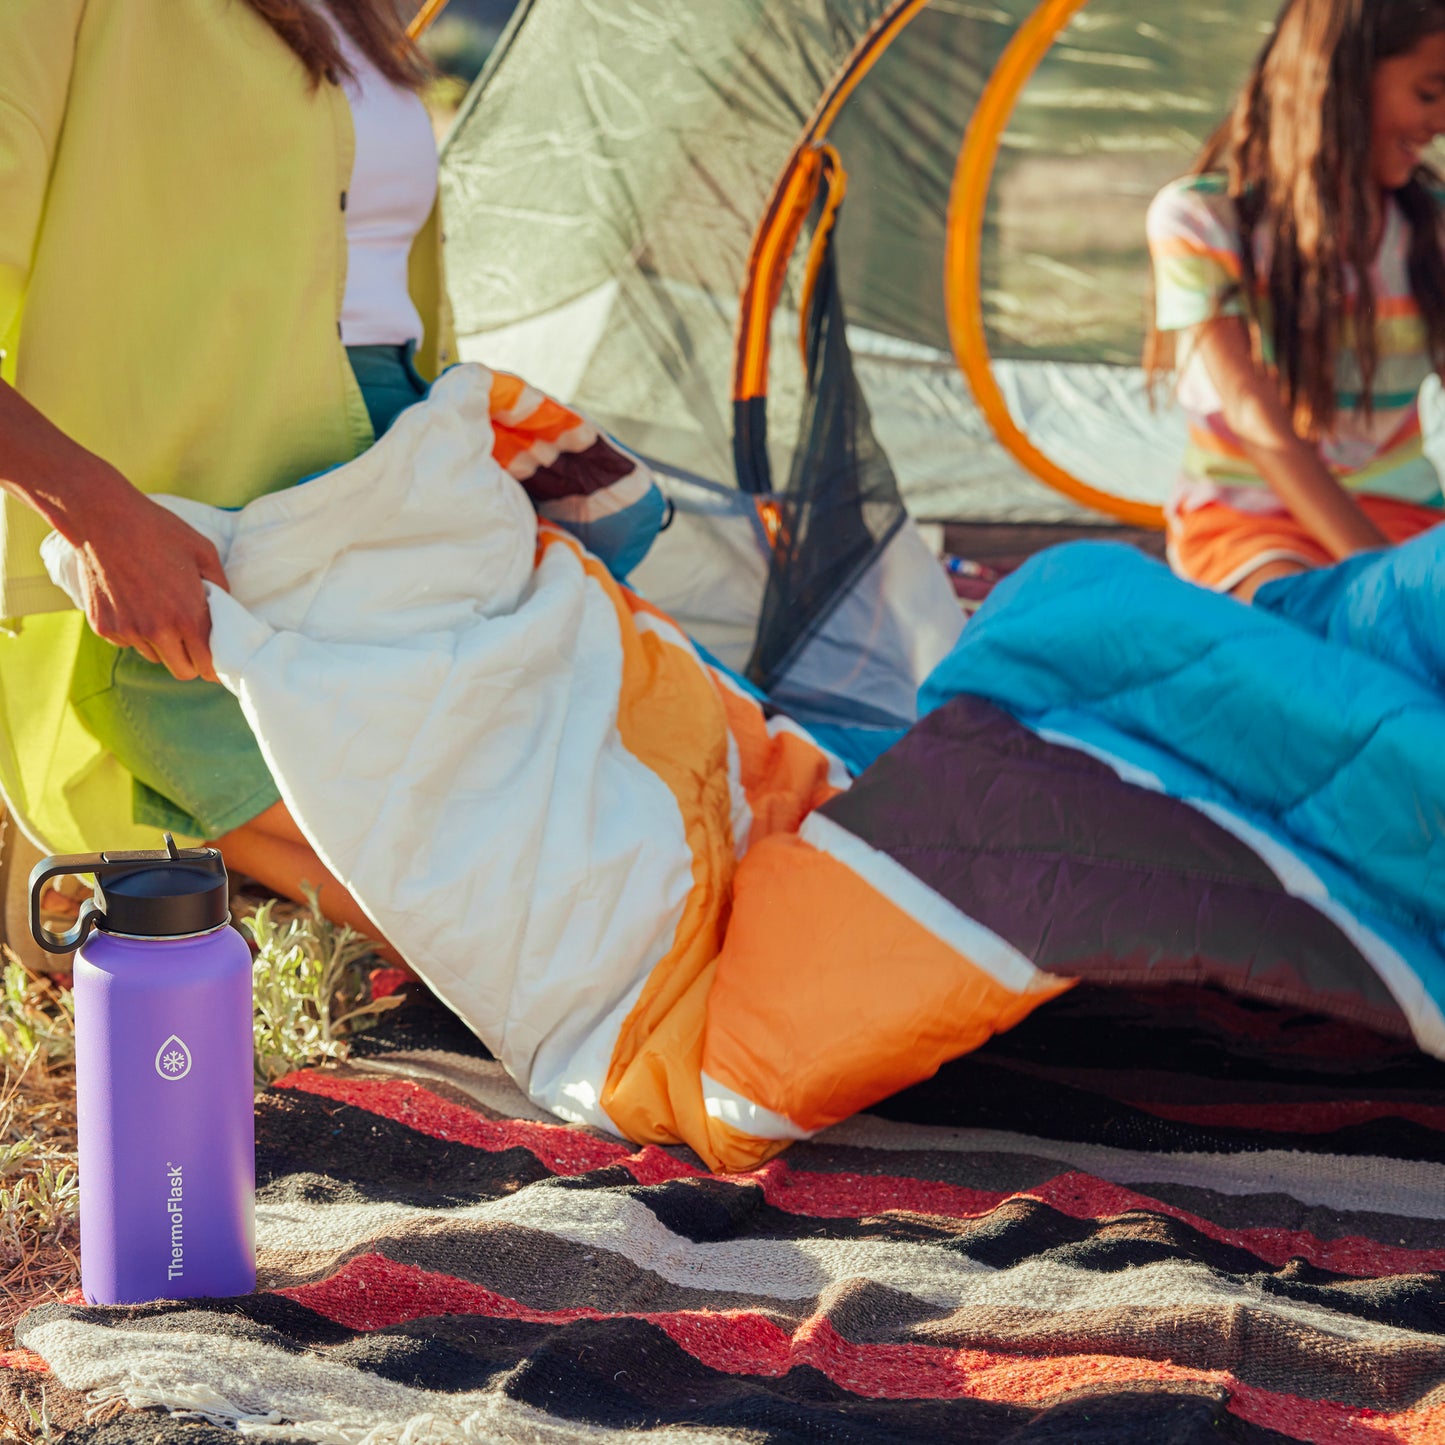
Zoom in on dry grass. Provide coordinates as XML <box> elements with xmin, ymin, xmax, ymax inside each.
<box><xmin>0</xmin><ymin>955</ymin><xmax>80</xmax><ymax>1354</ymax></box>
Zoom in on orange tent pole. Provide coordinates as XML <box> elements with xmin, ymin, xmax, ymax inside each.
<box><xmin>408</xmin><ymin>0</ymin><xmax>452</xmax><ymax>40</ymax></box>
<box><xmin>733</xmin><ymin>0</ymin><xmax>934</xmax><ymax>407</ymax></box>
<box><xmin>944</xmin><ymin>0</ymin><xmax>1165</xmax><ymax>528</ymax></box>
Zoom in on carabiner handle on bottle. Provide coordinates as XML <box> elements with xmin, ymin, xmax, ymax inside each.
<box><xmin>27</xmin><ymin>834</ymin><xmax>187</xmax><ymax>955</ymax></box>
<box><xmin>28</xmin><ymin>855</ymin><xmax>108</xmax><ymax>955</ymax></box>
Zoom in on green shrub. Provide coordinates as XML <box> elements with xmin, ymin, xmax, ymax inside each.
<box><xmin>245</xmin><ymin>887</ymin><xmax>404</xmax><ymax>1087</ymax></box>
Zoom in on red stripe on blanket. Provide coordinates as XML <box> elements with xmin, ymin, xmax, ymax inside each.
<box><xmin>277</xmin><ymin>1254</ymin><xmax>1440</xmax><ymax>1441</ymax></box>
<box><xmin>281</xmin><ymin>1072</ymin><xmax>1445</xmax><ymax>1279</ymax></box>
<box><xmin>367</xmin><ymin>967</ymin><xmax>415</xmax><ymax>1001</ymax></box>
<box><xmin>277</xmin><ymin>1252</ymin><xmax>598</xmax><ymax>1331</ymax></box>
<box><xmin>0</xmin><ymin>1349</ymin><xmax>49</xmax><ymax>1373</ymax></box>
<box><xmin>1228</xmin><ymin>1389</ymin><xmax>1440</xmax><ymax>1445</ymax></box>
<box><xmin>1126</xmin><ymin>1098</ymin><xmax>1445</xmax><ymax>1134</ymax></box>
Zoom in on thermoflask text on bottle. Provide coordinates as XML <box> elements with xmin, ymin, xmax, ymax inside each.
<box><xmin>29</xmin><ymin>834</ymin><xmax>256</xmax><ymax>1305</ymax></box>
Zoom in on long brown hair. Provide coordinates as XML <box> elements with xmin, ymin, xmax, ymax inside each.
<box><xmin>239</xmin><ymin>0</ymin><xmax>433</xmax><ymax>92</ymax></box>
<box><xmin>1145</xmin><ymin>0</ymin><xmax>1445</xmax><ymax>438</ymax></box>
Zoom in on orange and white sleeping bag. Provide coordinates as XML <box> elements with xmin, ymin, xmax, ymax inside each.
<box><xmin>43</xmin><ymin>365</ymin><xmax>1067</xmax><ymax>1170</ymax></box>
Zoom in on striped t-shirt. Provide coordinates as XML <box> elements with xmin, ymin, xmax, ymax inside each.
<box><xmin>1146</xmin><ymin>173</ymin><xmax>1445</xmax><ymax>513</ymax></box>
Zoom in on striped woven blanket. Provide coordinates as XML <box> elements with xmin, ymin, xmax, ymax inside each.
<box><xmin>8</xmin><ymin>980</ymin><xmax>1445</xmax><ymax>1444</ymax></box>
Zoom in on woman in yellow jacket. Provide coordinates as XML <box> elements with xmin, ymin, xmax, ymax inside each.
<box><xmin>0</xmin><ymin>0</ymin><xmax>453</xmax><ymax>942</ymax></box>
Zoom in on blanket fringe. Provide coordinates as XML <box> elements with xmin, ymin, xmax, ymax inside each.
<box><xmin>88</xmin><ymin>1376</ymin><xmax>728</xmax><ymax>1444</ymax></box>
<box><xmin>86</xmin><ymin>1376</ymin><xmax>285</xmax><ymax>1428</ymax></box>
<box><xmin>240</xmin><ymin>1416</ymin><xmax>579</xmax><ymax>1445</ymax></box>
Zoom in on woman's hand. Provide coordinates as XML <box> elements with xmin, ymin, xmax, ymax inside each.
<box><xmin>70</xmin><ymin>465</ymin><xmax>231</xmax><ymax>683</ymax></box>
<box><xmin>1</xmin><ymin>379</ymin><xmax>230</xmax><ymax>682</ymax></box>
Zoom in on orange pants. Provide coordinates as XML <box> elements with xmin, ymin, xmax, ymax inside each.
<box><xmin>1167</xmin><ymin>494</ymin><xmax>1443</xmax><ymax>592</ymax></box>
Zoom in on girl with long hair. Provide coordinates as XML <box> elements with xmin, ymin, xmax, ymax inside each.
<box><xmin>1146</xmin><ymin>0</ymin><xmax>1445</xmax><ymax>598</ymax></box>
<box><xmin>0</xmin><ymin>0</ymin><xmax>444</xmax><ymax>944</ymax></box>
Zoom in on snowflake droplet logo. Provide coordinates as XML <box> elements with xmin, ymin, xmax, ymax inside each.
<box><xmin>154</xmin><ymin>1035</ymin><xmax>193</xmax><ymax>1082</ymax></box>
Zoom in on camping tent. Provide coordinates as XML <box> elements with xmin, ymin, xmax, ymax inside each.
<box><xmin>435</xmin><ymin>0</ymin><xmax>1283</xmax><ymax>727</ymax></box>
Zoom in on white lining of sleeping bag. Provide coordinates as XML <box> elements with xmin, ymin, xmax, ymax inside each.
<box><xmin>700</xmin><ymin>1070</ymin><xmax>812</xmax><ymax>1142</ymax></box>
<box><xmin>519</xmin><ymin>592</ymin><xmax>686</xmax><ymax>1134</ymax></box>
<box><xmin>535</xmin><ymin>967</ymin><xmax>651</xmax><ymax>1133</ymax></box>
<box><xmin>540</xmin><ymin>602</ymin><xmax>776</xmax><ymax>1132</ymax></box>
<box><xmin>42</xmin><ymin>367</ymin><xmax>709</xmax><ymax>1135</ymax></box>
<box><xmin>1033</xmin><ymin>724</ymin><xmax>1445</xmax><ymax>1059</ymax></box>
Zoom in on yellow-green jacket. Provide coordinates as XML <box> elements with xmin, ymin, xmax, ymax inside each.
<box><xmin>0</xmin><ymin>0</ymin><xmax>455</xmax><ymax>851</ymax></box>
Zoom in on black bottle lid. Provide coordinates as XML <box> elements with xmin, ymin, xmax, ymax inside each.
<box><xmin>29</xmin><ymin>834</ymin><xmax>230</xmax><ymax>954</ymax></box>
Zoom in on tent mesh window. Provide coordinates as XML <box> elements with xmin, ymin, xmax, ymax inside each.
<box><xmin>746</xmin><ymin>195</ymin><xmax>906</xmax><ymax>692</ymax></box>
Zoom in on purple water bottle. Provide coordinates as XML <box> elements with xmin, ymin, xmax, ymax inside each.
<box><xmin>29</xmin><ymin>834</ymin><xmax>255</xmax><ymax>1305</ymax></box>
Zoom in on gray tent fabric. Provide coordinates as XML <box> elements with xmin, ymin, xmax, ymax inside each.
<box><xmin>443</xmin><ymin>2</ymin><xmax>895</xmax><ymax>494</ymax></box>
<box><xmin>435</xmin><ymin>0</ymin><xmax>1287</xmax><ymax>724</ymax></box>
<box><xmin>629</xmin><ymin>471</ymin><xmax>962</xmax><ymax>732</ymax></box>
<box><xmin>439</xmin><ymin>0</ymin><xmax>1288</xmax><ymax>521</ymax></box>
